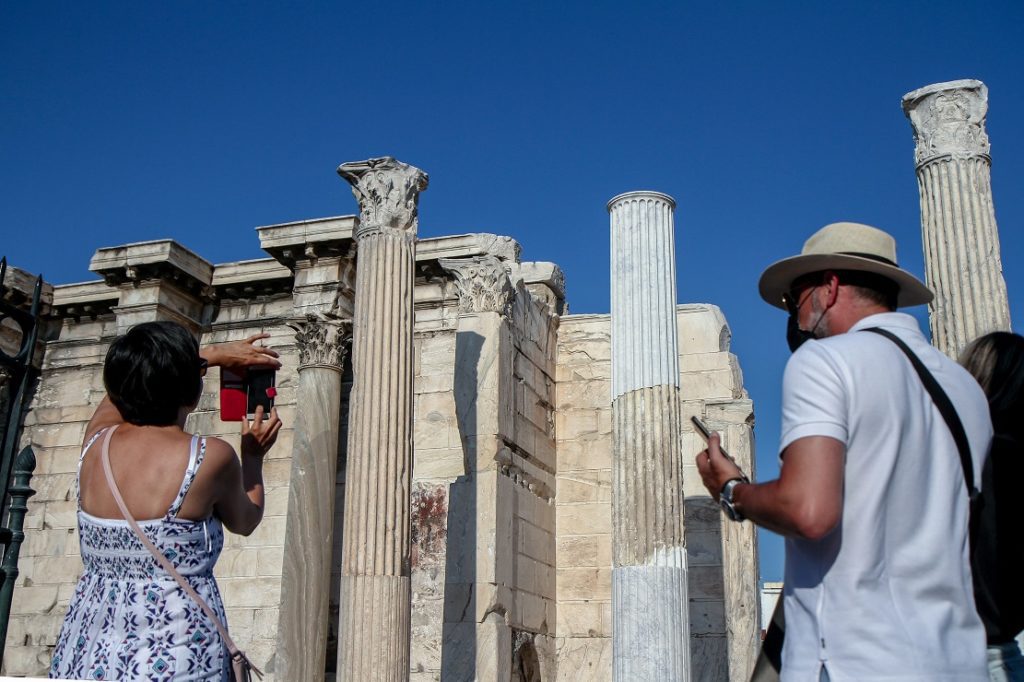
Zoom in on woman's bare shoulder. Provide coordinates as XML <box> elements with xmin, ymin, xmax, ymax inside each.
<box><xmin>199</xmin><ymin>436</ymin><xmax>239</xmax><ymax>472</ymax></box>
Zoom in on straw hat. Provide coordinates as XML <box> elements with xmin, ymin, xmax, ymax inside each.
<box><xmin>758</xmin><ymin>222</ymin><xmax>933</xmax><ymax>310</ymax></box>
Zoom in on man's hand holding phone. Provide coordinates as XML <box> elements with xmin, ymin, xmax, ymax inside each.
<box><xmin>693</xmin><ymin>416</ymin><xmax>749</xmax><ymax>502</ymax></box>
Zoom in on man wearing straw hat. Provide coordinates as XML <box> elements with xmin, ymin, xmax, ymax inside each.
<box><xmin>696</xmin><ymin>222</ymin><xmax>992</xmax><ymax>681</ymax></box>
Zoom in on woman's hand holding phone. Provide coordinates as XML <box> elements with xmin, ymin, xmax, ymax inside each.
<box><xmin>241</xmin><ymin>405</ymin><xmax>281</xmax><ymax>458</ymax></box>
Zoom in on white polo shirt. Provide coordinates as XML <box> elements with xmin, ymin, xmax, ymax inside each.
<box><xmin>778</xmin><ymin>312</ymin><xmax>991</xmax><ymax>681</ymax></box>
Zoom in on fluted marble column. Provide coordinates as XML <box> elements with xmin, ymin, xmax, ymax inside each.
<box><xmin>336</xmin><ymin>156</ymin><xmax>428</xmax><ymax>680</ymax></box>
<box><xmin>903</xmin><ymin>79</ymin><xmax>1012</xmax><ymax>357</ymax></box>
<box><xmin>609</xmin><ymin>191</ymin><xmax>690</xmax><ymax>681</ymax></box>
<box><xmin>276</xmin><ymin>313</ymin><xmax>351</xmax><ymax>682</ymax></box>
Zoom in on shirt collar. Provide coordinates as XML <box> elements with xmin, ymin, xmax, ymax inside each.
<box><xmin>847</xmin><ymin>311</ymin><xmax>920</xmax><ymax>334</ymax></box>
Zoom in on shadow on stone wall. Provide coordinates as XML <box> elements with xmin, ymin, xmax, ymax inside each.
<box><xmin>441</xmin><ymin>329</ymin><xmax>483</xmax><ymax>678</ymax></box>
<box><xmin>684</xmin><ymin>495</ymin><xmax>729</xmax><ymax>680</ymax></box>
<box><xmin>326</xmin><ymin>363</ymin><xmax>354</xmax><ymax>678</ymax></box>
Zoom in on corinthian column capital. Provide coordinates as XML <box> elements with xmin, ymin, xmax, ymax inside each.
<box><xmin>337</xmin><ymin>157</ymin><xmax>429</xmax><ymax>238</ymax></box>
<box><xmin>439</xmin><ymin>255</ymin><xmax>515</xmax><ymax>315</ymax></box>
<box><xmin>289</xmin><ymin>313</ymin><xmax>352</xmax><ymax>372</ymax></box>
<box><xmin>903</xmin><ymin>79</ymin><xmax>991</xmax><ymax>167</ymax></box>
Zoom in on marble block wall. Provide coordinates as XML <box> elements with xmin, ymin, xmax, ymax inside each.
<box><xmin>189</xmin><ymin>299</ymin><xmax>298</xmax><ymax>672</ymax></box>
<box><xmin>2</xmin><ymin>256</ymin><xmax>302</xmax><ymax>677</ymax></box>
<box><xmin>553</xmin><ymin>304</ymin><xmax>758</xmax><ymax>681</ymax></box>
<box><xmin>436</xmin><ymin>264</ymin><xmax>561</xmax><ymax>681</ymax></box>
<box><xmin>4</xmin><ymin>312</ymin><xmax>115</xmax><ymax>676</ymax></box>
<box><xmin>2</xmin><ymin>224</ymin><xmax>756</xmax><ymax>682</ymax></box>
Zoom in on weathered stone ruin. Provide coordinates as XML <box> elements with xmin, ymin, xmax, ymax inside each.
<box><xmin>4</xmin><ymin>75</ymin><xmax>1017</xmax><ymax>680</ymax></box>
<box><xmin>2</xmin><ymin>158</ymin><xmax>758</xmax><ymax>680</ymax></box>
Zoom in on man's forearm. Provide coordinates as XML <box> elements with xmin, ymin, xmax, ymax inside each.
<box><xmin>697</xmin><ymin>433</ymin><xmax>844</xmax><ymax>540</ymax></box>
<box><xmin>733</xmin><ymin>478</ymin><xmax>839</xmax><ymax>540</ymax></box>
<box><xmin>732</xmin><ymin>480</ymin><xmax>802</xmax><ymax>536</ymax></box>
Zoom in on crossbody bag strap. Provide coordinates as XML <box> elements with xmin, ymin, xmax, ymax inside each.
<box><xmin>863</xmin><ymin>327</ymin><xmax>977</xmax><ymax>496</ymax></box>
<box><xmin>99</xmin><ymin>425</ymin><xmax>262</xmax><ymax>678</ymax></box>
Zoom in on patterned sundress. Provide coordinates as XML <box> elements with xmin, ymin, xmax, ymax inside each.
<box><xmin>50</xmin><ymin>429</ymin><xmax>230</xmax><ymax>681</ymax></box>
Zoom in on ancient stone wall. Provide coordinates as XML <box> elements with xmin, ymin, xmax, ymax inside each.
<box><xmin>3</xmin><ymin>258</ymin><xmax>303</xmax><ymax>676</ymax></box>
<box><xmin>3</xmin><ymin>222</ymin><xmax>757</xmax><ymax>681</ymax></box>
<box><xmin>553</xmin><ymin>312</ymin><xmax>615</xmax><ymax>678</ymax></box>
<box><xmin>434</xmin><ymin>257</ymin><xmax>562</xmax><ymax>681</ymax></box>
<box><xmin>190</xmin><ymin>297</ymin><xmax>298</xmax><ymax>671</ymax></box>
<box><xmin>5</xmin><ymin>312</ymin><xmax>114</xmax><ymax>675</ymax></box>
<box><xmin>553</xmin><ymin>304</ymin><xmax>758</xmax><ymax>681</ymax></box>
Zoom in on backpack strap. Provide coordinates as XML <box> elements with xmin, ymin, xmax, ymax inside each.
<box><xmin>863</xmin><ymin>327</ymin><xmax>979</xmax><ymax>499</ymax></box>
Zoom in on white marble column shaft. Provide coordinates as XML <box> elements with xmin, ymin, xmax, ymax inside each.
<box><xmin>336</xmin><ymin>157</ymin><xmax>428</xmax><ymax>681</ymax></box>
<box><xmin>609</xmin><ymin>191</ymin><xmax>690</xmax><ymax>681</ymax></box>
<box><xmin>275</xmin><ymin>314</ymin><xmax>350</xmax><ymax>681</ymax></box>
<box><xmin>903</xmin><ymin>79</ymin><xmax>1012</xmax><ymax>357</ymax></box>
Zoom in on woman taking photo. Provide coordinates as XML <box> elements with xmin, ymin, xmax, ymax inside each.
<box><xmin>50</xmin><ymin>321</ymin><xmax>282</xmax><ymax>680</ymax></box>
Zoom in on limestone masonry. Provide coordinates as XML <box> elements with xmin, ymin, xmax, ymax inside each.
<box><xmin>6</xmin><ymin>76</ymin><xmax>1012</xmax><ymax>680</ymax></box>
<box><xmin>2</xmin><ymin>164</ymin><xmax>758</xmax><ymax>680</ymax></box>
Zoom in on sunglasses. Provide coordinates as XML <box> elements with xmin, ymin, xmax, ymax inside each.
<box><xmin>199</xmin><ymin>358</ymin><xmax>208</xmax><ymax>377</ymax></box>
<box><xmin>783</xmin><ymin>285</ymin><xmax>817</xmax><ymax>315</ymax></box>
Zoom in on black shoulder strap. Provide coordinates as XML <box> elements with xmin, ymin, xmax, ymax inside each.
<box><xmin>864</xmin><ymin>327</ymin><xmax>977</xmax><ymax>495</ymax></box>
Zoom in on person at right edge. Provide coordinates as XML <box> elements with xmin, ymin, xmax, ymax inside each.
<box><xmin>960</xmin><ymin>331</ymin><xmax>1024</xmax><ymax>682</ymax></box>
<box><xmin>695</xmin><ymin>222</ymin><xmax>992</xmax><ymax>681</ymax></box>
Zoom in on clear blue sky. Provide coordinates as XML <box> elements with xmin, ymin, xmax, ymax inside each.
<box><xmin>3</xmin><ymin>1</ymin><xmax>1022</xmax><ymax>582</ymax></box>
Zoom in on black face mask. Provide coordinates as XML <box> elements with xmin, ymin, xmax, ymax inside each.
<box><xmin>783</xmin><ymin>284</ymin><xmax>827</xmax><ymax>353</ymax></box>
<box><xmin>787</xmin><ymin>312</ymin><xmax>816</xmax><ymax>352</ymax></box>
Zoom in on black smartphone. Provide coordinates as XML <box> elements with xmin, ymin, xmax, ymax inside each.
<box><xmin>246</xmin><ymin>368</ymin><xmax>277</xmax><ymax>419</ymax></box>
<box><xmin>692</xmin><ymin>415</ymin><xmax>746</xmax><ymax>475</ymax></box>
<box><xmin>692</xmin><ymin>415</ymin><xmax>714</xmax><ymax>444</ymax></box>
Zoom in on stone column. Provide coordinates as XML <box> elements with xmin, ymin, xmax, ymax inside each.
<box><xmin>275</xmin><ymin>313</ymin><xmax>351</xmax><ymax>682</ymax></box>
<box><xmin>608</xmin><ymin>191</ymin><xmax>690</xmax><ymax>681</ymax></box>
<box><xmin>903</xmin><ymin>79</ymin><xmax>1012</xmax><ymax>357</ymax></box>
<box><xmin>336</xmin><ymin>157</ymin><xmax>428</xmax><ymax>680</ymax></box>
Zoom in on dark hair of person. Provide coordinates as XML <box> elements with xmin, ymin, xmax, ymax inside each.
<box><xmin>959</xmin><ymin>331</ymin><xmax>1024</xmax><ymax>440</ymax></box>
<box><xmin>790</xmin><ymin>269</ymin><xmax>898</xmax><ymax>310</ymax></box>
<box><xmin>103</xmin><ymin>321</ymin><xmax>204</xmax><ymax>426</ymax></box>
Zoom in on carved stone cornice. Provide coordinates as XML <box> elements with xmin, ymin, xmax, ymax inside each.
<box><xmin>903</xmin><ymin>79</ymin><xmax>991</xmax><ymax>167</ymax></box>
<box><xmin>89</xmin><ymin>240</ymin><xmax>215</xmax><ymax>301</ymax></box>
<box><xmin>288</xmin><ymin>313</ymin><xmax>352</xmax><ymax>372</ymax></box>
<box><xmin>438</xmin><ymin>255</ymin><xmax>514</xmax><ymax>316</ymax></box>
<box><xmin>337</xmin><ymin>157</ymin><xmax>429</xmax><ymax>239</ymax></box>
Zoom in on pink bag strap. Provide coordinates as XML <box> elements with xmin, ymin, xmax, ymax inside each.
<box><xmin>99</xmin><ymin>425</ymin><xmax>262</xmax><ymax>679</ymax></box>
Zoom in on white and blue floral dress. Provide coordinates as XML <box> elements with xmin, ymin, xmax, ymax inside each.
<box><xmin>50</xmin><ymin>429</ymin><xmax>230</xmax><ymax>681</ymax></box>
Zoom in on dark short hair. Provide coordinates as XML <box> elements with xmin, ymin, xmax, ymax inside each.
<box><xmin>103</xmin><ymin>321</ymin><xmax>203</xmax><ymax>426</ymax></box>
<box><xmin>959</xmin><ymin>331</ymin><xmax>1024</xmax><ymax>439</ymax></box>
<box><xmin>790</xmin><ymin>269</ymin><xmax>898</xmax><ymax>310</ymax></box>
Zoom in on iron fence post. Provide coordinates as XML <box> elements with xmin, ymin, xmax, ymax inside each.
<box><xmin>0</xmin><ymin>446</ymin><xmax>37</xmax><ymax>663</ymax></box>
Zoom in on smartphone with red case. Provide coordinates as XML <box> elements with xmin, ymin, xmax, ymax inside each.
<box><xmin>246</xmin><ymin>368</ymin><xmax>277</xmax><ymax>419</ymax></box>
<box><xmin>220</xmin><ymin>369</ymin><xmax>247</xmax><ymax>422</ymax></box>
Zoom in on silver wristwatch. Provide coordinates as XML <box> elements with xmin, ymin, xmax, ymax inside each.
<box><xmin>720</xmin><ymin>478</ymin><xmax>747</xmax><ymax>522</ymax></box>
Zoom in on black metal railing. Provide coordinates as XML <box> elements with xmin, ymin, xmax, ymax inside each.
<box><xmin>0</xmin><ymin>257</ymin><xmax>43</xmax><ymax>664</ymax></box>
<box><xmin>0</xmin><ymin>447</ymin><xmax>36</xmax><ymax>662</ymax></box>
